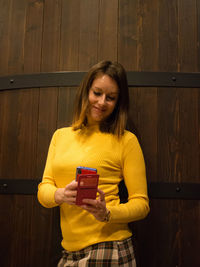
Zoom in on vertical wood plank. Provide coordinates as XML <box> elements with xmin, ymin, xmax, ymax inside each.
<box><xmin>134</xmin><ymin>199</ymin><xmax>180</xmax><ymax>267</ymax></box>
<box><xmin>180</xmin><ymin>200</ymin><xmax>200</xmax><ymax>267</ymax></box>
<box><xmin>157</xmin><ymin>88</ymin><xmax>181</xmax><ymax>182</ymax></box>
<box><xmin>178</xmin><ymin>0</ymin><xmax>197</xmax><ymax>72</ymax></box>
<box><xmin>79</xmin><ymin>0</ymin><xmax>99</xmax><ymax>70</ymax></box>
<box><xmin>98</xmin><ymin>0</ymin><xmax>118</xmax><ymax>62</ymax></box>
<box><xmin>57</xmin><ymin>87</ymin><xmax>77</xmax><ymax>128</ymax></box>
<box><xmin>158</xmin><ymin>0</ymin><xmax>178</xmax><ymax>71</ymax></box>
<box><xmin>177</xmin><ymin>2</ymin><xmax>199</xmax><ymax>265</ymax></box>
<box><xmin>41</xmin><ymin>0</ymin><xmax>62</xmax><ymax>72</ymax></box>
<box><xmin>118</xmin><ymin>0</ymin><xmax>138</xmax><ymax>70</ymax></box>
<box><xmin>60</xmin><ymin>0</ymin><xmax>80</xmax><ymax>71</ymax></box>
<box><xmin>37</xmin><ymin>0</ymin><xmax>62</xmax><ymax>177</ymax></box>
<box><xmin>156</xmin><ymin>87</ymin><xmax>181</xmax><ymax>267</ymax></box>
<box><xmin>0</xmin><ymin>0</ymin><xmax>12</xmax><ymax>75</ymax></box>
<box><xmin>197</xmin><ymin>0</ymin><xmax>200</xmax><ymax>71</ymax></box>
<box><xmin>0</xmin><ymin>195</ymin><xmax>14</xmax><ymax>267</ymax></box>
<box><xmin>36</xmin><ymin>1</ymin><xmax>62</xmax><ymax>265</ymax></box>
<box><xmin>58</xmin><ymin>0</ymin><xmax>80</xmax><ymax>130</ymax></box>
<box><xmin>0</xmin><ymin>89</ymin><xmax>39</xmax><ymax>179</ymax></box>
<box><xmin>24</xmin><ymin>0</ymin><xmax>44</xmax><ymax>72</ymax></box>
<box><xmin>129</xmin><ymin>87</ymin><xmax>157</xmax><ymax>182</ymax></box>
<box><xmin>36</xmin><ymin>87</ymin><xmax>58</xmax><ymax>178</ymax></box>
<box><xmin>137</xmin><ymin>0</ymin><xmax>159</xmax><ymax>71</ymax></box>
<box><xmin>7</xmin><ymin>0</ymin><xmax>27</xmax><ymax>74</ymax></box>
<box><xmin>178</xmin><ymin>88</ymin><xmax>199</xmax><ymax>182</ymax></box>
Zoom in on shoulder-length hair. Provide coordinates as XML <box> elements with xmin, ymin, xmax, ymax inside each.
<box><xmin>72</xmin><ymin>60</ymin><xmax>129</xmax><ymax>137</ymax></box>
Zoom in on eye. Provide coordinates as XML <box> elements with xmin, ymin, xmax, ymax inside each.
<box><xmin>93</xmin><ymin>91</ymin><xmax>101</xmax><ymax>96</ymax></box>
<box><xmin>106</xmin><ymin>96</ymin><xmax>116</xmax><ymax>101</ymax></box>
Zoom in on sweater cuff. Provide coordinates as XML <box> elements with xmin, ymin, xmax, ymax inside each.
<box><xmin>38</xmin><ymin>183</ymin><xmax>59</xmax><ymax>208</ymax></box>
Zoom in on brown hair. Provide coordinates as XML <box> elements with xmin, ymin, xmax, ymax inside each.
<box><xmin>72</xmin><ymin>60</ymin><xmax>129</xmax><ymax>137</ymax></box>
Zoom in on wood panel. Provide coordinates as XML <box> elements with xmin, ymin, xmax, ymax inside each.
<box><xmin>41</xmin><ymin>0</ymin><xmax>61</xmax><ymax>72</ymax></box>
<box><xmin>35</xmin><ymin>1</ymin><xmax>62</xmax><ymax>265</ymax></box>
<box><xmin>0</xmin><ymin>0</ymin><xmax>200</xmax><ymax>266</ymax></box>
<box><xmin>134</xmin><ymin>199</ymin><xmax>181</xmax><ymax>267</ymax></box>
<box><xmin>178</xmin><ymin>0</ymin><xmax>197</xmax><ymax>72</ymax></box>
<box><xmin>57</xmin><ymin>87</ymin><xmax>77</xmax><ymax>128</ymax></box>
<box><xmin>176</xmin><ymin>2</ymin><xmax>200</xmax><ymax>265</ymax></box>
<box><xmin>60</xmin><ymin>0</ymin><xmax>80</xmax><ymax>71</ymax></box>
<box><xmin>98</xmin><ymin>0</ymin><xmax>118</xmax><ymax>62</ymax></box>
<box><xmin>137</xmin><ymin>0</ymin><xmax>159</xmax><ymax>71</ymax></box>
<box><xmin>118</xmin><ymin>0</ymin><xmax>139</xmax><ymax>70</ymax></box>
<box><xmin>23</xmin><ymin>0</ymin><xmax>44</xmax><ymax>72</ymax></box>
<box><xmin>0</xmin><ymin>89</ymin><xmax>39</xmax><ymax>179</ymax></box>
<box><xmin>158</xmin><ymin>0</ymin><xmax>178</xmax><ymax>71</ymax></box>
<box><xmin>0</xmin><ymin>0</ymin><xmax>12</xmax><ymax>75</ymax></box>
<box><xmin>7</xmin><ymin>0</ymin><xmax>27</xmax><ymax>75</ymax></box>
<box><xmin>79</xmin><ymin>0</ymin><xmax>99</xmax><ymax>69</ymax></box>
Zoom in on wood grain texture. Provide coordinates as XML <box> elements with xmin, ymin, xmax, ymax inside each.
<box><xmin>158</xmin><ymin>0</ymin><xmax>178</xmax><ymax>71</ymax></box>
<box><xmin>134</xmin><ymin>199</ymin><xmax>180</xmax><ymax>267</ymax></box>
<box><xmin>60</xmin><ymin>0</ymin><xmax>80</xmax><ymax>71</ymax></box>
<box><xmin>57</xmin><ymin>87</ymin><xmax>77</xmax><ymax>128</ymax></box>
<box><xmin>41</xmin><ymin>0</ymin><xmax>62</xmax><ymax>72</ymax></box>
<box><xmin>0</xmin><ymin>0</ymin><xmax>200</xmax><ymax>266</ymax></box>
<box><xmin>0</xmin><ymin>89</ymin><xmax>39</xmax><ymax>179</ymax></box>
<box><xmin>7</xmin><ymin>0</ymin><xmax>27</xmax><ymax>74</ymax></box>
<box><xmin>78</xmin><ymin>0</ymin><xmax>99</xmax><ymax>70</ymax></box>
<box><xmin>118</xmin><ymin>0</ymin><xmax>139</xmax><ymax>70</ymax></box>
<box><xmin>178</xmin><ymin>0</ymin><xmax>197</xmax><ymax>72</ymax></box>
<box><xmin>137</xmin><ymin>0</ymin><xmax>159</xmax><ymax>71</ymax></box>
<box><xmin>98</xmin><ymin>0</ymin><xmax>118</xmax><ymax>62</ymax></box>
<box><xmin>24</xmin><ymin>0</ymin><xmax>44</xmax><ymax>72</ymax></box>
<box><xmin>0</xmin><ymin>0</ymin><xmax>12</xmax><ymax>75</ymax></box>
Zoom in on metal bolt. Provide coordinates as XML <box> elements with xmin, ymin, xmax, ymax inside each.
<box><xmin>176</xmin><ymin>186</ymin><xmax>181</xmax><ymax>192</ymax></box>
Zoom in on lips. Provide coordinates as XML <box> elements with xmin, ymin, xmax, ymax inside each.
<box><xmin>93</xmin><ymin>106</ymin><xmax>106</xmax><ymax>114</ymax></box>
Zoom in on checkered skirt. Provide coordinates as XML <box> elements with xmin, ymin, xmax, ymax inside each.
<box><xmin>57</xmin><ymin>237</ymin><xmax>136</xmax><ymax>267</ymax></box>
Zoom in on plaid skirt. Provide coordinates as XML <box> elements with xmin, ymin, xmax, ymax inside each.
<box><xmin>57</xmin><ymin>237</ymin><xmax>136</xmax><ymax>267</ymax></box>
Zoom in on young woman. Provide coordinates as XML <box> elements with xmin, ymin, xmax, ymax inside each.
<box><xmin>37</xmin><ymin>60</ymin><xmax>150</xmax><ymax>266</ymax></box>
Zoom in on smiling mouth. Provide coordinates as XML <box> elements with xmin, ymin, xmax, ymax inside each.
<box><xmin>93</xmin><ymin>106</ymin><xmax>106</xmax><ymax>113</ymax></box>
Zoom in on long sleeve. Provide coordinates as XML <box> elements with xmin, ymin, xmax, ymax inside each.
<box><xmin>37</xmin><ymin>130</ymin><xmax>59</xmax><ymax>208</ymax></box>
<box><xmin>108</xmin><ymin>134</ymin><xmax>150</xmax><ymax>223</ymax></box>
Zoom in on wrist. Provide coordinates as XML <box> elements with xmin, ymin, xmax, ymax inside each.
<box><xmin>55</xmin><ymin>188</ymin><xmax>64</xmax><ymax>205</ymax></box>
<box><xmin>102</xmin><ymin>209</ymin><xmax>110</xmax><ymax>222</ymax></box>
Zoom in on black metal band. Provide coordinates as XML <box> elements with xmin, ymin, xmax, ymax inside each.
<box><xmin>0</xmin><ymin>71</ymin><xmax>200</xmax><ymax>91</ymax></box>
<box><xmin>0</xmin><ymin>179</ymin><xmax>200</xmax><ymax>200</ymax></box>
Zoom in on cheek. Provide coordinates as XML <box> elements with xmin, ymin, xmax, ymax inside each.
<box><xmin>108</xmin><ymin>102</ymin><xmax>117</xmax><ymax>114</ymax></box>
<box><xmin>88</xmin><ymin>91</ymin><xmax>95</xmax><ymax>105</ymax></box>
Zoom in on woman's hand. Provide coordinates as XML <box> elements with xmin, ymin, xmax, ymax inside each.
<box><xmin>81</xmin><ymin>188</ymin><xmax>110</xmax><ymax>222</ymax></box>
<box><xmin>54</xmin><ymin>180</ymin><xmax>78</xmax><ymax>205</ymax></box>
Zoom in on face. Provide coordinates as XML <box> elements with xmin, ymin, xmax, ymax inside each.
<box><xmin>87</xmin><ymin>74</ymin><xmax>119</xmax><ymax>125</ymax></box>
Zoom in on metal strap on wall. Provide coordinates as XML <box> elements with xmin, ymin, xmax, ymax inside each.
<box><xmin>0</xmin><ymin>71</ymin><xmax>200</xmax><ymax>91</ymax></box>
<box><xmin>0</xmin><ymin>179</ymin><xmax>199</xmax><ymax>200</ymax></box>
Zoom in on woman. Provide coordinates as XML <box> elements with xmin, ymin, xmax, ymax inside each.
<box><xmin>37</xmin><ymin>60</ymin><xmax>150</xmax><ymax>266</ymax></box>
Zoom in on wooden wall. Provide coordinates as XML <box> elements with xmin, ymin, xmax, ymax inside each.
<box><xmin>0</xmin><ymin>0</ymin><xmax>199</xmax><ymax>266</ymax></box>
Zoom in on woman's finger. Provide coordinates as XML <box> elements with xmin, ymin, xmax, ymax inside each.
<box><xmin>66</xmin><ymin>180</ymin><xmax>78</xmax><ymax>190</ymax></box>
<box><xmin>97</xmin><ymin>188</ymin><xmax>105</xmax><ymax>201</ymax></box>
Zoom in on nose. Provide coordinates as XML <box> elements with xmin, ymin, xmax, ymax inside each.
<box><xmin>98</xmin><ymin>95</ymin><xmax>106</xmax><ymax>106</ymax></box>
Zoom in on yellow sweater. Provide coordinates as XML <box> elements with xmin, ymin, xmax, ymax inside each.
<box><xmin>37</xmin><ymin>126</ymin><xmax>149</xmax><ymax>251</ymax></box>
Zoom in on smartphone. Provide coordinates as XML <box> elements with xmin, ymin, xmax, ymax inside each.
<box><xmin>75</xmin><ymin>166</ymin><xmax>99</xmax><ymax>205</ymax></box>
<box><xmin>76</xmin><ymin>166</ymin><xmax>97</xmax><ymax>180</ymax></box>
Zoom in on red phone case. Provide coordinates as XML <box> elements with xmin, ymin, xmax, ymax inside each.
<box><xmin>76</xmin><ymin>167</ymin><xmax>97</xmax><ymax>181</ymax></box>
<box><xmin>76</xmin><ymin>173</ymin><xmax>99</xmax><ymax>205</ymax></box>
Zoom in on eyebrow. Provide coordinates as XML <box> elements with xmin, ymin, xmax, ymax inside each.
<box><xmin>92</xmin><ymin>87</ymin><xmax>118</xmax><ymax>94</ymax></box>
